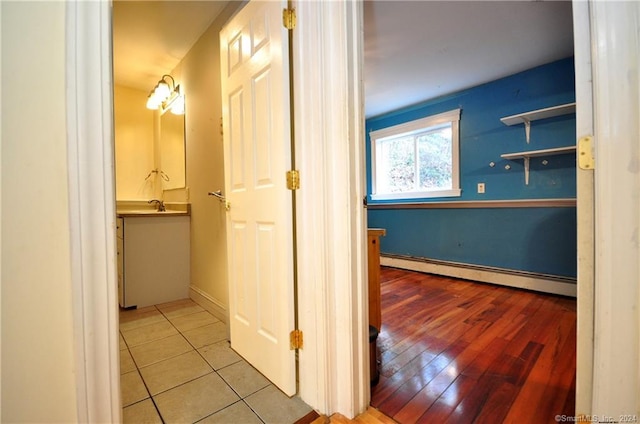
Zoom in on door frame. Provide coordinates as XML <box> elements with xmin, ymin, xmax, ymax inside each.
<box><xmin>292</xmin><ymin>1</ymin><xmax>369</xmax><ymax>416</ymax></box>
<box><xmin>65</xmin><ymin>1</ymin><xmax>121</xmax><ymax>422</ymax></box>
<box><xmin>67</xmin><ymin>0</ymin><xmax>640</xmax><ymax>420</ymax></box>
<box><xmin>67</xmin><ymin>0</ymin><xmax>368</xmax><ymax>419</ymax></box>
<box><xmin>572</xmin><ymin>0</ymin><xmax>595</xmax><ymax>413</ymax></box>
<box><xmin>587</xmin><ymin>1</ymin><xmax>640</xmax><ymax>416</ymax></box>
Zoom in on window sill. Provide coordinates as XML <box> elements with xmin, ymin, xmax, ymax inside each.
<box><xmin>371</xmin><ymin>188</ymin><xmax>461</xmax><ymax>201</ymax></box>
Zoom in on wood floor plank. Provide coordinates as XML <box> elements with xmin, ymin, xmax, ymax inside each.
<box><xmin>372</xmin><ymin>338</ymin><xmax>449</xmax><ymax>405</ymax></box>
<box><xmin>460</xmin><ymin>336</ymin><xmax>509</xmax><ymax>381</ymax></box>
<box><xmin>375</xmin><ymin>340</ymin><xmax>468</xmax><ymax>417</ymax></box>
<box><xmin>444</xmin><ymin>374</ymin><xmax>501</xmax><ymax>424</ymax></box>
<box><xmin>355</xmin><ymin>407</ymin><xmax>398</xmax><ymax>424</ymax></box>
<box><xmin>472</xmin><ymin>379</ymin><xmax>520</xmax><ymax>424</ymax></box>
<box><xmin>415</xmin><ymin>374</ymin><xmax>478</xmax><ymax>423</ymax></box>
<box><xmin>498</xmin><ymin>316</ymin><xmax>576</xmax><ymax>421</ymax></box>
<box><xmin>392</xmin><ymin>342</ymin><xmax>484</xmax><ymax>422</ymax></box>
<box><xmin>539</xmin><ymin>313</ymin><xmax>578</xmax><ymax>417</ymax></box>
<box><xmin>373</xmin><ymin>267</ymin><xmax>576</xmax><ymax>423</ymax></box>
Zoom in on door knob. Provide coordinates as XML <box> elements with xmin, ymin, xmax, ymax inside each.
<box><xmin>208</xmin><ymin>190</ymin><xmax>225</xmax><ymax>201</ymax></box>
<box><xmin>208</xmin><ymin>190</ymin><xmax>230</xmax><ymax>211</ymax></box>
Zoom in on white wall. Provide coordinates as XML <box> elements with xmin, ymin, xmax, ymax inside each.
<box><xmin>163</xmin><ymin>3</ymin><xmax>241</xmax><ymax>321</ymax></box>
<box><xmin>114</xmin><ymin>85</ymin><xmax>156</xmax><ymax>200</ymax></box>
<box><xmin>1</xmin><ymin>2</ymin><xmax>79</xmax><ymax>421</ymax></box>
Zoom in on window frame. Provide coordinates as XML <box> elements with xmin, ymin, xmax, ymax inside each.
<box><xmin>370</xmin><ymin>108</ymin><xmax>462</xmax><ymax>201</ymax></box>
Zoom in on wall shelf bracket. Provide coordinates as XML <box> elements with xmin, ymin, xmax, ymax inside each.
<box><xmin>523</xmin><ymin>156</ymin><xmax>531</xmax><ymax>185</ymax></box>
<box><xmin>524</xmin><ymin>119</ymin><xmax>531</xmax><ymax>143</ymax></box>
<box><xmin>501</xmin><ymin>146</ymin><xmax>576</xmax><ymax>185</ymax></box>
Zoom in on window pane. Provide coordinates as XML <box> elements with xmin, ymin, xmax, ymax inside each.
<box><xmin>370</xmin><ymin>109</ymin><xmax>460</xmax><ymax>200</ymax></box>
<box><xmin>417</xmin><ymin>125</ymin><xmax>452</xmax><ymax>190</ymax></box>
<box><xmin>377</xmin><ymin>135</ymin><xmax>415</xmax><ymax>193</ymax></box>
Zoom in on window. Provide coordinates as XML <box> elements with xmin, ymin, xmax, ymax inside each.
<box><xmin>370</xmin><ymin>109</ymin><xmax>461</xmax><ymax>200</ymax></box>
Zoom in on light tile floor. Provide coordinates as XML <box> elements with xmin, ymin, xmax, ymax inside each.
<box><xmin>120</xmin><ymin>299</ymin><xmax>312</xmax><ymax>423</ymax></box>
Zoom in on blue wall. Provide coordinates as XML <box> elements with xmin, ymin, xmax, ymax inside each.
<box><xmin>366</xmin><ymin>58</ymin><xmax>577</xmax><ymax>278</ymax></box>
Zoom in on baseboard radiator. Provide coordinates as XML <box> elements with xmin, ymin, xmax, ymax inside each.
<box><xmin>381</xmin><ymin>254</ymin><xmax>577</xmax><ymax>297</ymax></box>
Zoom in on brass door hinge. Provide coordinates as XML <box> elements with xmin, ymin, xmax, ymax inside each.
<box><xmin>290</xmin><ymin>329</ymin><xmax>303</xmax><ymax>350</ymax></box>
<box><xmin>283</xmin><ymin>8</ymin><xmax>296</xmax><ymax>30</ymax></box>
<box><xmin>286</xmin><ymin>170</ymin><xmax>300</xmax><ymax>190</ymax></box>
<box><xmin>578</xmin><ymin>136</ymin><xmax>595</xmax><ymax>170</ymax></box>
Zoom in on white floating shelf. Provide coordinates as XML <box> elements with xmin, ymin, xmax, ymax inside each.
<box><xmin>500</xmin><ymin>102</ymin><xmax>576</xmax><ymax>143</ymax></box>
<box><xmin>501</xmin><ymin>146</ymin><xmax>576</xmax><ymax>185</ymax></box>
<box><xmin>500</xmin><ymin>146</ymin><xmax>576</xmax><ymax>160</ymax></box>
<box><xmin>501</xmin><ymin>103</ymin><xmax>576</xmax><ymax>126</ymax></box>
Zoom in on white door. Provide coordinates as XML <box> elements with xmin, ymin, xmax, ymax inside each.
<box><xmin>220</xmin><ymin>0</ymin><xmax>296</xmax><ymax>396</ymax></box>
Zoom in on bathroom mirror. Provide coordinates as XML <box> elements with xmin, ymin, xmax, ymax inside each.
<box><xmin>159</xmin><ymin>104</ymin><xmax>186</xmax><ymax>189</ymax></box>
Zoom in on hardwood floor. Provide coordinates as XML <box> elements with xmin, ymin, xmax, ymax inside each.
<box><xmin>370</xmin><ymin>267</ymin><xmax>576</xmax><ymax>424</ymax></box>
<box><xmin>305</xmin><ymin>407</ymin><xmax>398</xmax><ymax>424</ymax></box>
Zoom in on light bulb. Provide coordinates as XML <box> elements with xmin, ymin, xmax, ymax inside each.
<box><xmin>155</xmin><ymin>81</ymin><xmax>170</xmax><ymax>99</ymax></box>
<box><xmin>146</xmin><ymin>94</ymin><xmax>161</xmax><ymax>110</ymax></box>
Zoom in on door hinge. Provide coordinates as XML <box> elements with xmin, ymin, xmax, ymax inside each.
<box><xmin>283</xmin><ymin>8</ymin><xmax>296</xmax><ymax>30</ymax></box>
<box><xmin>286</xmin><ymin>170</ymin><xmax>300</xmax><ymax>190</ymax></box>
<box><xmin>578</xmin><ymin>135</ymin><xmax>595</xmax><ymax>170</ymax></box>
<box><xmin>290</xmin><ymin>329</ymin><xmax>303</xmax><ymax>350</ymax></box>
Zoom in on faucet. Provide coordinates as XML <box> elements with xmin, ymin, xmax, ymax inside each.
<box><xmin>148</xmin><ymin>199</ymin><xmax>166</xmax><ymax>212</ymax></box>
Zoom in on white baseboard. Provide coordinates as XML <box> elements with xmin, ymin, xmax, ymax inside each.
<box><xmin>381</xmin><ymin>255</ymin><xmax>577</xmax><ymax>297</ymax></box>
<box><xmin>189</xmin><ymin>285</ymin><xmax>229</xmax><ymax>324</ymax></box>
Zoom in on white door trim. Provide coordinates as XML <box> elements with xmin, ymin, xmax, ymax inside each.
<box><xmin>572</xmin><ymin>0</ymin><xmax>595</xmax><ymax>414</ymax></box>
<box><xmin>589</xmin><ymin>1</ymin><xmax>640</xmax><ymax>416</ymax></box>
<box><xmin>66</xmin><ymin>1</ymin><xmax>121</xmax><ymax>422</ymax></box>
<box><xmin>294</xmin><ymin>0</ymin><xmax>369</xmax><ymax>417</ymax></box>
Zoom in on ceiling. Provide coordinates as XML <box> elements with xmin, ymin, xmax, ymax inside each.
<box><xmin>112</xmin><ymin>0</ymin><xmax>229</xmax><ymax>91</ymax></box>
<box><xmin>363</xmin><ymin>1</ymin><xmax>574</xmax><ymax>118</ymax></box>
<box><xmin>113</xmin><ymin>1</ymin><xmax>574</xmax><ymax>118</ymax></box>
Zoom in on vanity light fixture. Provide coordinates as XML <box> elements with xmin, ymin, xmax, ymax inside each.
<box><xmin>146</xmin><ymin>74</ymin><xmax>184</xmax><ymax>115</ymax></box>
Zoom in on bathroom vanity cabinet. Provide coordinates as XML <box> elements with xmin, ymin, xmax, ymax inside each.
<box><xmin>117</xmin><ymin>215</ymin><xmax>190</xmax><ymax>308</ymax></box>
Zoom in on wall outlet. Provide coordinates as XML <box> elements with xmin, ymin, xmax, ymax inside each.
<box><xmin>477</xmin><ymin>183</ymin><xmax>485</xmax><ymax>194</ymax></box>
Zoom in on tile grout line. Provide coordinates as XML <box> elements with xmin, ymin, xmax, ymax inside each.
<box><xmin>123</xmin><ymin>306</ymin><xmax>167</xmax><ymax>423</ymax></box>
<box><xmin>161</xmin><ymin>307</ymin><xmax>273</xmax><ymax>422</ymax></box>
<box><xmin>240</xmin><ymin>398</ymin><xmax>268</xmax><ymax>424</ymax></box>
<box><xmin>121</xmin><ymin>301</ymin><xmax>281</xmax><ymax>423</ymax></box>
<box><xmin>122</xmin><ymin>302</ymin><xmax>244</xmax><ymax>422</ymax></box>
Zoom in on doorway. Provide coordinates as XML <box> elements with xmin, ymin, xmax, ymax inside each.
<box><xmin>108</xmin><ymin>0</ymin><xmax>370</xmax><ymax>418</ymax></box>
<box><xmin>370</xmin><ymin>3</ymin><xmax>593</xmax><ymax>418</ymax></box>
